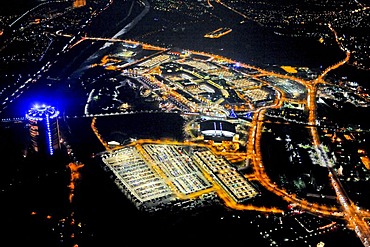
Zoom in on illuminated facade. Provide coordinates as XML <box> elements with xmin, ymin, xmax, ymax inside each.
<box><xmin>25</xmin><ymin>104</ymin><xmax>60</xmax><ymax>156</ymax></box>
<box><xmin>73</xmin><ymin>0</ymin><xmax>86</xmax><ymax>8</ymax></box>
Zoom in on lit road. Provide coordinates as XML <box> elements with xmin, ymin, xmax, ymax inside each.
<box><xmin>242</xmin><ymin>18</ymin><xmax>370</xmax><ymax>246</ymax></box>
<box><xmin>77</xmin><ymin>8</ymin><xmax>370</xmax><ymax>244</ymax></box>
<box><xmin>83</xmin><ymin>35</ymin><xmax>370</xmax><ymax>225</ymax></box>
<box><xmin>307</xmin><ymin>22</ymin><xmax>370</xmax><ymax>247</ymax></box>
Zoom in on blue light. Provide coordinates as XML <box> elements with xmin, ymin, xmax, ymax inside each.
<box><xmin>45</xmin><ymin>114</ymin><xmax>53</xmax><ymax>155</ymax></box>
<box><xmin>25</xmin><ymin>104</ymin><xmax>59</xmax><ymax>121</ymax></box>
<box><xmin>25</xmin><ymin>104</ymin><xmax>59</xmax><ymax>155</ymax></box>
<box><xmin>244</xmin><ymin>111</ymin><xmax>253</xmax><ymax>120</ymax></box>
<box><xmin>229</xmin><ymin>109</ymin><xmax>238</xmax><ymax>118</ymax></box>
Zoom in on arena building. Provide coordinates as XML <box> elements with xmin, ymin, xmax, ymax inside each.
<box><xmin>199</xmin><ymin>119</ymin><xmax>236</xmax><ymax>142</ymax></box>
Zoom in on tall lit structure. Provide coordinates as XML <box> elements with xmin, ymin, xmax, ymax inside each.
<box><xmin>25</xmin><ymin>104</ymin><xmax>60</xmax><ymax>156</ymax></box>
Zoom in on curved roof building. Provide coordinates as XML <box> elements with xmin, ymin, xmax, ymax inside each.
<box><xmin>199</xmin><ymin>120</ymin><xmax>236</xmax><ymax>141</ymax></box>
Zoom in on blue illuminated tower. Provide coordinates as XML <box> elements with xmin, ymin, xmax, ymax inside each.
<box><xmin>25</xmin><ymin>104</ymin><xmax>60</xmax><ymax>156</ymax></box>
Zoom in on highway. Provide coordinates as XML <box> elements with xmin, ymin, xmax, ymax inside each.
<box><xmin>61</xmin><ymin>3</ymin><xmax>370</xmax><ymax>243</ymax></box>
<box><xmin>82</xmin><ymin>33</ymin><xmax>370</xmax><ymax>244</ymax></box>
<box><xmin>308</xmin><ymin>22</ymin><xmax>370</xmax><ymax>247</ymax></box>
<box><xmin>243</xmin><ymin>17</ymin><xmax>370</xmax><ymax>246</ymax></box>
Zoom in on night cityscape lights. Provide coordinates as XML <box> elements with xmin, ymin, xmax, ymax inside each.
<box><xmin>1</xmin><ymin>0</ymin><xmax>370</xmax><ymax>246</ymax></box>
